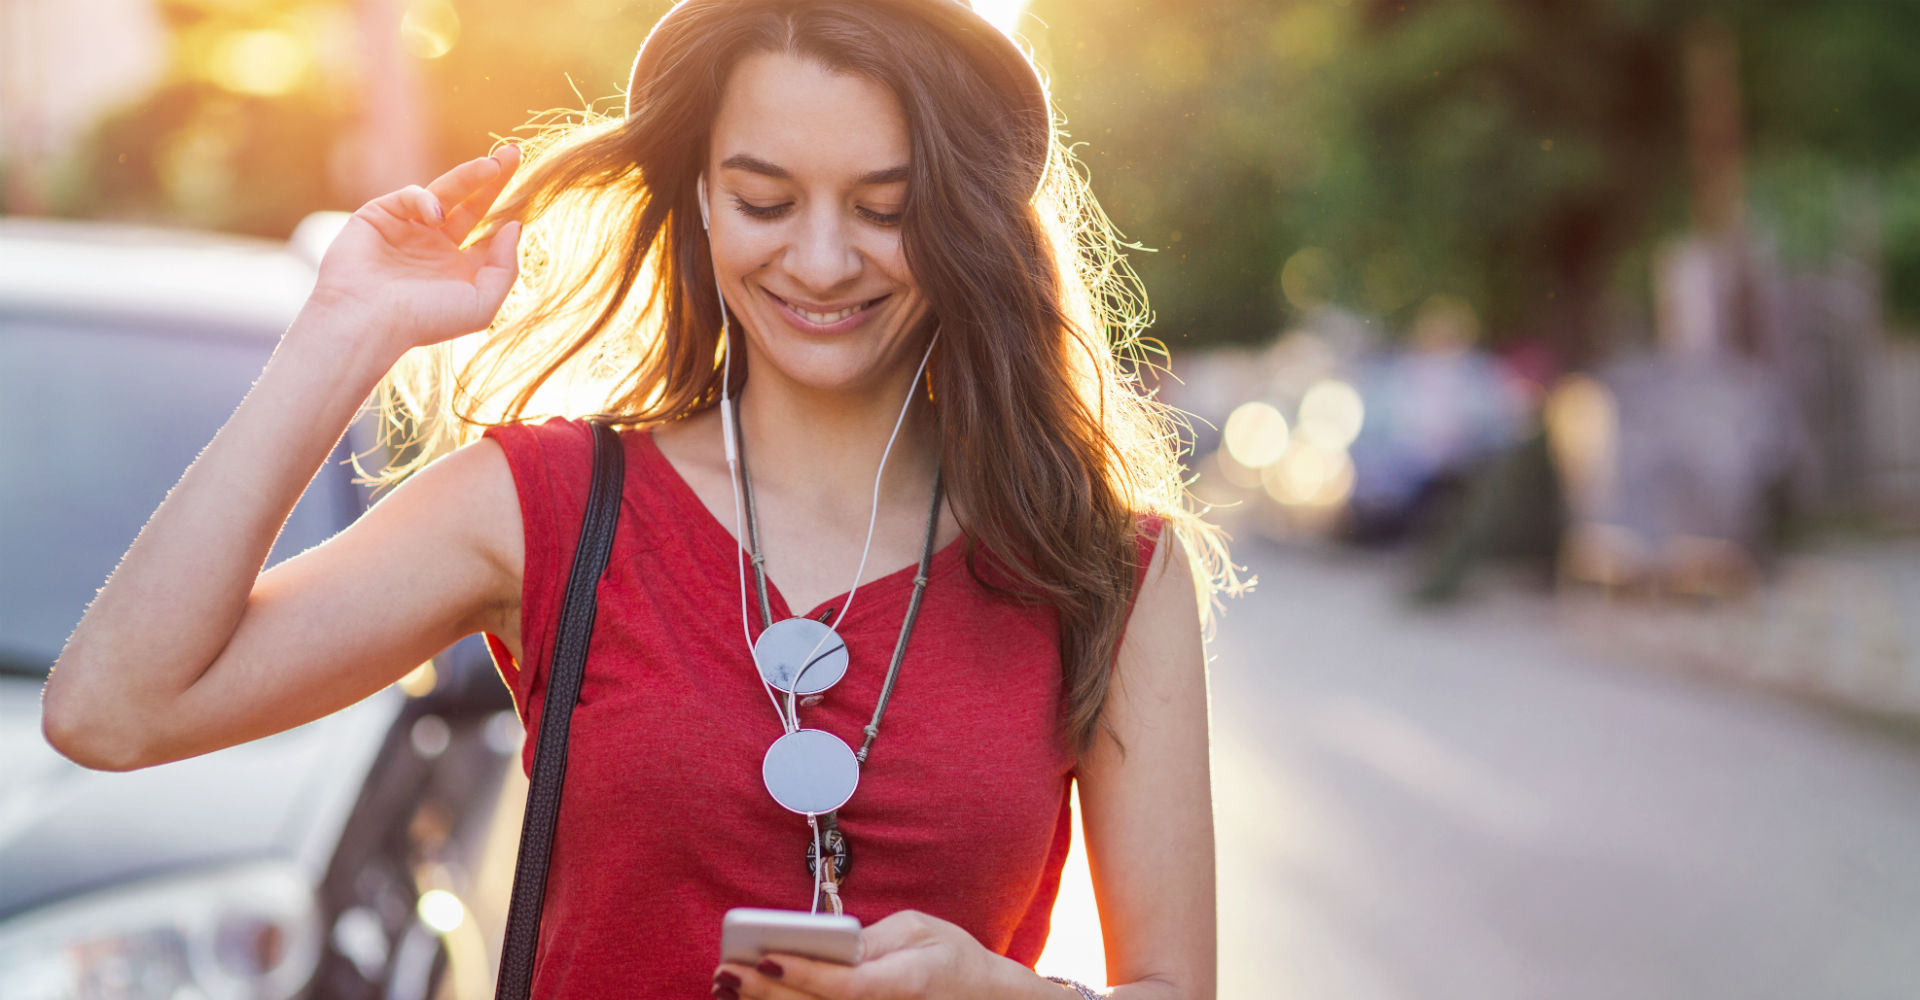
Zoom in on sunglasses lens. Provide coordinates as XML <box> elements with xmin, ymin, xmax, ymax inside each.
<box><xmin>762</xmin><ymin>728</ymin><xmax>860</xmax><ymax>815</ymax></box>
<box><xmin>753</xmin><ymin>617</ymin><xmax>849</xmax><ymax>695</ymax></box>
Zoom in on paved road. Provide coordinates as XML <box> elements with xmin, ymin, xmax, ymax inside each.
<box><xmin>1207</xmin><ymin>538</ymin><xmax>1920</xmax><ymax>1000</ymax></box>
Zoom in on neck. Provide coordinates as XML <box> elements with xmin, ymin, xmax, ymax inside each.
<box><xmin>731</xmin><ymin>367</ymin><xmax>940</xmax><ymax>513</ymax></box>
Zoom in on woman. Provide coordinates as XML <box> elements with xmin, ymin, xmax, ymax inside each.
<box><xmin>43</xmin><ymin>0</ymin><xmax>1234</xmax><ymax>997</ymax></box>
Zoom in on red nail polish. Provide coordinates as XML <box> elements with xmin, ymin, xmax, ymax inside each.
<box><xmin>714</xmin><ymin>970</ymin><xmax>741</xmax><ymax>990</ymax></box>
<box><xmin>757</xmin><ymin>958</ymin><xmax>784</xmax><ymax>978</ymax></box>
<box><xmin>712</xmin><ymin>987</ymin><xmax>738</xmax><ymax>1000</ymax></box>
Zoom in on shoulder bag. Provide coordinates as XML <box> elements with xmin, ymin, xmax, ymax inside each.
<box><xmin>494</xmin><ymin>418</ymin><xmax>625</xmax><ymax>1000</ymax></box>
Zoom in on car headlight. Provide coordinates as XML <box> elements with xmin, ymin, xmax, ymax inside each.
<box><xmin>0</xmin><ymin>860</ymin><xmax>321</xmax><ymax>1000</ymax></box>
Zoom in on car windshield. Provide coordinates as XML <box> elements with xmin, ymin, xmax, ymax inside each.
<box><xmin>0</xmin><ymin>316</ymin><xmax>358</xmax><ymax>677</ymax></box>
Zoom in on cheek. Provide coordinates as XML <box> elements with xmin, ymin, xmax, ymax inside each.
<box><xmin>709</xmin><ymin>224</ymin><xmax>775</xmax><ymax>281</ymax></box>
<box><xmin>870</xmin><ymin>236</ymin><xmax>918</xmax><ymax>293</ymax></box>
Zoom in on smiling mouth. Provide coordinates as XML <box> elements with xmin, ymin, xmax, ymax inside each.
<box><xmin>767</xmin><ymin>291</ymin><xmax>889</xmax><ymax>326</ymax></box>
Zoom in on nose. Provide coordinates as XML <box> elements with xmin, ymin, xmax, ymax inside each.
<box><xmin>782</xmin><ymin>202</ymin><xmax>863</xmax><ymax>295</ymax></box>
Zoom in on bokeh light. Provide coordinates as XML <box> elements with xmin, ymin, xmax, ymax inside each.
<box><xmin>208</xmin><ymin>29</ymin><xmax>309</xmax><ymax>96</ymax></box>
<box><xmin>1297</xmin><ymin>379</ymin><xmax>1365</xmax><ymax>451</ymax></box>
<box><xmin>401</xmin><ymin>0</ymin><xmax>462</xmax><ymax>60</ymax></box>
<box><xmin>416</xmin><ymin>889</ymin><xmax>465</xmax><ymax>934</ymax></box>
<box><xmin>1279</xmin><ymin>247</ymin><xmax>1336</xmax><ymax>310</ymax></box>
<box><xmin>1262</xmin><ymin>440</ymin><xmax>1355</xmax><ymax>508</ymax></box>
<box><xmin>1223</xmin><ymin>401</ymin><xmax>1291</xmax><ymax>469</ymax></box>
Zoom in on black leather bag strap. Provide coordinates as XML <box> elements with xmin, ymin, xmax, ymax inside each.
<box><xmin>495</xmin><ymin>419</ymin><xmax>625</xmax><ymax>1000</ymax></box>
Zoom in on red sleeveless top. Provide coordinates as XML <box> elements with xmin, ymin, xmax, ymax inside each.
<box><xmin>481</xmin><ymin>418</ymin><xmax>1157</xmax><ymax>997</ymax></box>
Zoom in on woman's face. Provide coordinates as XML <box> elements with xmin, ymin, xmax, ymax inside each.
<box><xmin>703</xmin><ymin>51</ymin><xmax>932</xmax><ymax>398</ymax></box>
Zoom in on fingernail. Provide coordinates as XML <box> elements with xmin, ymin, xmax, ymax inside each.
<box><xmin>757</xmin><ymin>958</ymin><xmax>784</xmax><ymax>978</ymax></box>
<box><xmin>711</xmin><ymin>987</ymin><xmax>738</xmax><ymax>1000</ymax></box>
<box><xmin>714</xmin><ymin>971</ymin><xmax>741</xmax><ymax>990</ymax></box>
<box><xmin>431</xmin><ymin>201</ymin><xmax>445</xmax><ymax>223</ymax></box>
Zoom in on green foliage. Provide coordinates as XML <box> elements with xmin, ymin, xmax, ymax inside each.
<box><xmin>45</xmin><ymin>0</ymin><xmax>1920</xmax><ymax>336</ymax></box>
<box><xmin>1033</xmin><ymin>0</ymin><xmax>1920</xmax><ymax>348</ymax></box>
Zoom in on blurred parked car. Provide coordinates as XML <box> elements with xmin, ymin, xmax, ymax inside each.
<box><xmin>0</xmin><ymin>216</ymin><xmax>517</xmax><ymax>1000</ymax></box>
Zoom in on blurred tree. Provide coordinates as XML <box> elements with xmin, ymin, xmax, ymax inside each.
<box><xmin>61</xmin><ymin>0</ymin><xmax>350</xmax><ymax>235</ymax></box>
<box><xmin>1739</xmin><ymin>1</ymin><xmax>1920</xmax><ymax>324</ymax></box>
<box><xmin>58</xmin><ymin>0</ymin><xmax>660</xmax><ymax>234</ymax></box>
<box><xmin>49</xmin><ymin>0</ymin><xmax>1920</xmax><ymax>342</ymax></box>
<box><xmin>412</xmin><ymin>0</ymin><xmax>668</xmax><ymax>161</ymax></box>
<box><xmin>1031</xmin><ymin>0</ymin><xmax>1920</xmax><ymax>353</ymax></box>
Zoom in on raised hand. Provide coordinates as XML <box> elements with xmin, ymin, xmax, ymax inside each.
<box><xmin>307</xmin><ymin>143</ymin><xmax>525</xmax><ymax>359</ymax></box>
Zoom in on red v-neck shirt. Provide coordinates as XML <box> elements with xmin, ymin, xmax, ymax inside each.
<box><xmin>481</xmin><ymin>418</ymin><xmax>1159</xmax><ymax>997</ymax></box>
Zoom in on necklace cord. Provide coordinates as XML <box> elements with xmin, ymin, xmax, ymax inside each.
<box><xmin>729</xmin><ymin>334</ymin><xmax>939</xmax><ymax>732</ymax></box>
<box><xmin>857</xmin><ymin>465</ymin><xmax>942</xmax><ymax>764</ymax></box>
<box><xmin>705</xmin><ymin>239</ymin><xmax>944</xmax><ymax>906</ymax></box>
<box><xmin>772</xmin><ymin>334</ymin><xmax>937</xmax><ymax>730</ymax></box>
<box><xmin>735</xmin><ymin>427</ymin><xmax>777</xmax><ymax>630</ymax></box>
<box><xmin>808</xmin><ymin>814</ymin><xmax>824</xmax><ymax>915</ymax></box>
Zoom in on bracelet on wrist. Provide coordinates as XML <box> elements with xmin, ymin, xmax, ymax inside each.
<box><xmin>1045</xmin><ymin>976</ymin><xmax>1104</xmax><ymax>1000</ymax></box>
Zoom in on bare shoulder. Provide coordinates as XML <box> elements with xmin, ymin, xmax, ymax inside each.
<box><xmin>1119</xmin><ymin>525</ymin><xmax>1205</xmax><ymax>676</ymax></box>
<box><xmin>1084</xmin><ymin>522</ymin><xmax>1209</xmax><ymax>769</ymax></box>
<box><xmin>648</xmin><ymin>408</ymin><xmax>727</xmax><ymax>487</ymax></box>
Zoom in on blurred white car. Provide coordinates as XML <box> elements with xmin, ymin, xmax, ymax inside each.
<box><xmin>0</xmin><ymin>215</ymin><xmax>518</xmax><ymax>1000</ymax></box>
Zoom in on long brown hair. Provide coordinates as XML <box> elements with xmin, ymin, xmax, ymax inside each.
<box><xmin>377</xmin><ymin>0</ymin><xmax>1243</xmax><ymax>754</ymax></box>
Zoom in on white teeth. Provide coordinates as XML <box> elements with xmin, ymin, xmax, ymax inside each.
<box><xmin>792</xmin><ymin>302</ymin><xmax>862</xmax><ymax>324</ymax></box>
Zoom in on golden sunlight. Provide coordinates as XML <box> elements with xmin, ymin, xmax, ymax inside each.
<box><xmin>968</xmin><ymin>0</ymin><xmax>1030</xmax><ymax>37</ymax></box>
<box><xmin>208</xmin><ymin>29</ymin><xmax>309</xmax><ymax>96</ymax></box>
<box><xmin>401</xmin><ymin>0</ymin><xmax>462</xmax><ymax>60</ymax></box>
<box><xmin>1036</xmin><ymin>782</ymin><xmax>1107</xmax><ymax>985</ymax></box>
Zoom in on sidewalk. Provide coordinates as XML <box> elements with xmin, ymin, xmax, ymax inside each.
<box><xmin>1555</xmin><ymin>538</ymin><xmax>1920</xmax><ymax>721</ymax></box>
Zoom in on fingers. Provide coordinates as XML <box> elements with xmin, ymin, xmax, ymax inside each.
<box><xmin>348</xmin><ymin>183</ymin><xmax>443</xmax><ymax>251</ymax></box>
<box><xmin>434</xmin><ymin>144</ymin><xmax>521</xmax><ymax>240</ymax></box>
<box><xmin>388</xmin><ymin>184</ymin><xmax>444</xmax><ymax>226</ymax></box>
<box><xmin>715</xmin><ymin>957</ymin><xmax>844</xmax><ymax>1000</ymax></box>
<box><xmin>470</xmin><ymin>221</ymin><xmax>523</xmax><ymax>311</ymax></box>
<box><xmin>353</xmin><ymin>144</ymin><xmax>520</xmax><ymax>249</ymax></box>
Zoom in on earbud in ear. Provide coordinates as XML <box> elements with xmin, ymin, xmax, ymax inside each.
<box><xmin>697</xmin><ymin>174</ymin><xmax>711</xmax><ymax>231</ymax></box>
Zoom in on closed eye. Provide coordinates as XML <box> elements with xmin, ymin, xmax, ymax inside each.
<box><xmin>732</xmin><ymin>196</ymin><xmax>790</xmax><ymax>220</ymax></box>
<box><xmin>731</xmin><ymin>196</ymin><xmax>902</xmax><ymax>227</ymax></box>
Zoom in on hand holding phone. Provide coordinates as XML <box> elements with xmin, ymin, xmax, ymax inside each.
<box><xmin>720</xmin><ymin>908</ymin><xmax>864</xmax><ymax>966</ymax></box>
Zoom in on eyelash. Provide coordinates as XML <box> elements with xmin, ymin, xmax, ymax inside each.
<box><xmin>731</xmin><ymin>196</ymin><xmax>902</xmax><ymax>227</ymax></box>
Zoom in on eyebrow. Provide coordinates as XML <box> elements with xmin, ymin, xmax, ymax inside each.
<box><xmin>719</xmin><ymin>153</ymin><xmax>909</xmax><ymax>187</ymax></box>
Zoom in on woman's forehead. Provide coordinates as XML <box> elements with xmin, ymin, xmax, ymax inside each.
<box><xmin>711</xmin><ymin>51</ymin><xmax>909</xmax><ymax>181</ymax></box>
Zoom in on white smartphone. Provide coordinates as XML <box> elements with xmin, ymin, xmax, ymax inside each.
<box><xmin>720</xmin><ymin>908</ymin><xmax>864</xmax><ymax>966</ymax></box>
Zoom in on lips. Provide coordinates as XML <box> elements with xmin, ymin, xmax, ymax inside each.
<box><xmin>764</xmin><ymin>289</ymin><xmax>888</xmax><ymax>332</ymax></box>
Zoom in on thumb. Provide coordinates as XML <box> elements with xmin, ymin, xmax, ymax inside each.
<box><xmin>472</xmin><ymin>221</ymin><xmax>522</xmax><ymax>310</ymax></box>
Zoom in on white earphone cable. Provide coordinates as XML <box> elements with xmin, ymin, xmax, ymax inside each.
<box><xmin>782</xmin><ymin>332</ymin><xmax>937</xmax><ymax>731</ymax></box>
<box><xmin>714</xmin><ymin>255</ymin><xmax>794</xmax><ymax>733</ymax></box>
<box><xmin>703</xmin><ymin>175</ymin><xmax>940</xmax><ymax>737</ymax></box>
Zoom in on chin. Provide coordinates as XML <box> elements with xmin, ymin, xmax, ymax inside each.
<box><xmin>749</xmin><ymin>337</ymin><xmax>912</xmax><ymax>396</ymax></box>
<box><xmin>739</xmin><ymin>310</ymin><xmax>932</xmax><ymax>396</ymax></box>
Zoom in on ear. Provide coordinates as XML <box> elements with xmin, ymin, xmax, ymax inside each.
<box><xmin>697</xmin><ymin>174</ymin><xmax>711</xmax><ymax>231</ymax></box>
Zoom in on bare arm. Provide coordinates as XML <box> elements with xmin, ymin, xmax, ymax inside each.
<box><xmin>1073</xmin><ymin>531</ymin><xmax>1216</xmax><ymax>1000</ymax></box>
<box><xmin>43</xmin><ymin>147</ymin><xmax>528</xmax><ymax>771</ymax></box>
